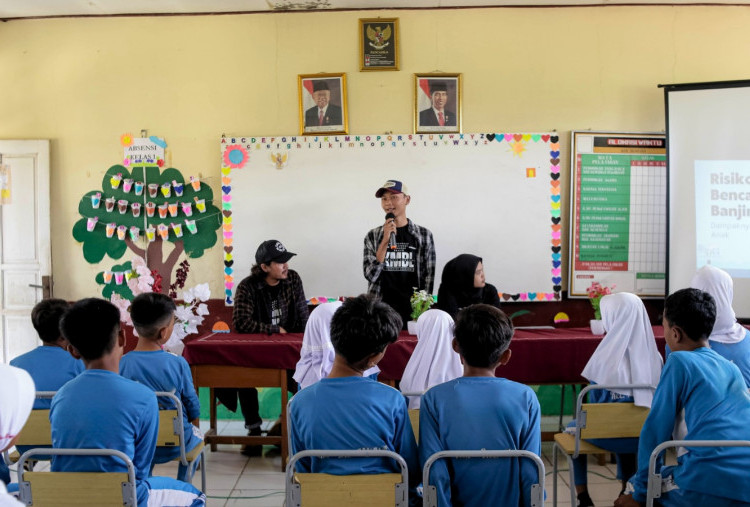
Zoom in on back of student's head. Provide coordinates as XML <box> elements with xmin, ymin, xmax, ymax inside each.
<box><xmin>130</xmin><ymin>292</ymin><xmax>176</xmax><ymax>337</ymax></box>
<box><xmin>31</xmin><ymin>298</ymin><xmax>70</xmax><ymax>343</ymax></box>
<box><xmin>330</xmin><ymin>294</ymin><xmax>401</xmax><ymax>364</ymax></box>
<box><xmin>60</xmin><ymin>298</ymin><xmax>121</xmax><ymax>361</ymax></box>
<box><xmin>454</xmin><ymin>304</ymin><xmax>513</xmax><ymax>368</ymax></box>
<box><xmin>664</xmin><ymin>288</ymin><xmax>716</xmax><ymax>342</ymax></box>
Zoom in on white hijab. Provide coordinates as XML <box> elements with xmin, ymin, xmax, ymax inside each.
<box><xmin>400</xmin><ymin>309</ymin><xmax>463</xmax><ymax>409</ymax></box>
<box><xmin>0</xmin><ymin>364</ymin><xmax>34</xmax><ymax>507</ymax></box>
<box><xmin>581</xmin><ymin>292</ymin><xmax>662</xmax><ymax>408</ymax></box>
<box><xmin>690</xmin><ymin>265</ymin><xmax>746</xmax><ymax>344</ymax></box>
<box><xmin>293</xmin><ymin>301</ymin><xmax>379</xmax><ymax>389</ymax></box>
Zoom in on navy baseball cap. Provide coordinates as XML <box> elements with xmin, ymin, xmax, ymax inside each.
<box><xmin>375</xmin><ymin>180</ymin><xmax>409</xmax><ymax>198</ymax></box>
<box><xmin>255</xmin><ymin>240</ymin><xmax>296</xmax><ymax>265</ymax></box>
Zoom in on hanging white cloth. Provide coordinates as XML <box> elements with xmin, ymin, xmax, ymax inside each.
<box><xmin>690</xmin><ymin>265</ymin><xmax>746</xmax><ymax>344</ymax></box>
<box><xmin>293</xmin><ymin>301</ymin><xmax>378</xmax><ymax>389</ymax></box>
<box><xmin>0</xmin><ymin>364</ymin><xmax>35</xmax><ymax>507</ymax></box>
<box><xmin>581</xmin><ymin>292</ymin><xmax>662</xmax><ymax>408</ymax></box>
<box><xmin>400</xmin><ymin>309</ymin><xmax>463</xmax><ymax>409</ymax></box>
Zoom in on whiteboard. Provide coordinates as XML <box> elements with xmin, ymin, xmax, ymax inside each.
<box><xmin>219</xmin><ymin>132</ymin><xmax>562</xmax><ymax>305</ymax></box>
<box><xmin>568</xmin><ymin>132</ymin><xmax>666</xmax><ymax>298</ymax></box>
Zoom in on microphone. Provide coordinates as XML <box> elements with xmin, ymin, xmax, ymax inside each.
<box><xmin>385</xmin><ymin>212</ymin><xmax>397</xmax><ymax>250</ymax></box>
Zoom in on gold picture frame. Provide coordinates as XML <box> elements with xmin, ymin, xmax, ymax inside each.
<box><xmin>414</xmin><ymin>73</ymin><xmax>462</xmax><ymax>134</ymax></box>
<box><xmin>298</xmin><ymin>73</ymin><xmax>349</xmax><ymax>136</ymax></box>
<box><xmin>359</xmin><ymin>18</ymin><xmax>399</xmax><ymax>71</ymax></box>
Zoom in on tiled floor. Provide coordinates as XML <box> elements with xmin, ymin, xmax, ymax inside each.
<box><xmin>11</xmin><ymin>419</ymin><xmax>630</xmax><ymax>506</ymax></box>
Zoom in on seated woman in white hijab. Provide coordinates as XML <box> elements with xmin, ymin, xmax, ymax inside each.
<box><xmin>690</xmin><ymin>264</ymin><xmax>750</xmax><ymax>388</ymax></box>
<box><xmin>293</xmin><ymin>301</ymin><xmax>378</xmax><ymax>389</ymax></box>
<box><xmin>0</xmin><ymin>364</ymin><xmax>35</xmax><ymax>507</ymax></box>
<box><xmin>399</xmin><ymin>309</ymin><xmax>462</xmax><ymax>409</ymax></box>
<box><xmin>571</xmin><ymin>292</ymin><xmax>663</xmax><ymax>507</ymax></box>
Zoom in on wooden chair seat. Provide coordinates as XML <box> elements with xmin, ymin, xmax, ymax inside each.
<box><xmin>22</xmin><ymin>471</ymin><xmax>131</xmax><ymax>507</ymax></box>
<box><xmin>293</xmin><ymin>472</ymin><xmax>403</xmax><ymax>506</ymax></box>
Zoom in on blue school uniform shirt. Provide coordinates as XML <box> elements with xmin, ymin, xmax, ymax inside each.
<box><xmin>709</xmin><ymin>328</ymin><xmax>750</xmax><ymax>388</ymax></box>
<box><xmin>10</xmin><ymin>346</ymin><xmax>84</xmax><ymax>408</ymax></box>
<box><xmin>629</xmin><ymin>347</ymin><xmax>750</xmax><ymax>504</ymax></box>
<box><xmin>420</xmin><ymin>376</ymin><xmax>542</xmax><ymax>507</ymax></box>
<box><xmin>119</xmin><ymin>350</ymin><xmax>202</xmax><ymax>462</ymax></box>
<box><xmin>50</xmin><ymin>369</ymin><xmax>158</xmax><ymax>507</ymax></box>
<box><xmin>290</xmin><ymin>376</ymin><xmax>419</xmax><ymax>483</ymax></box>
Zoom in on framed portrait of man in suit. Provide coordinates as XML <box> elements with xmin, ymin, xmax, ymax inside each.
<box><xmin>298</xmin><ymin>73</ymin><xmax>348</xmax><ymax>135</ymax></box>
<box><xmin>414</xmin><ymin>73</ymin><xmax>462</xmax><ymax>134</ymax></box>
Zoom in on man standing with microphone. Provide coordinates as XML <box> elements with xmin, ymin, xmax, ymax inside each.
<box><xmin>363</xmin><ymin>180</ymin><xmax>436</xmax><ymax>328</ymax></box>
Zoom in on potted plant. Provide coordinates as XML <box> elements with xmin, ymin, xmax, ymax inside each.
<box><xmin>586</xmin><ymin>281</ymin><xmax>614</xmax><ymax>335</ymax></box>
<box><xmin>408</xmin><ymin>289</ymin><xmax>434</xmax><ymax>335</ymax></box>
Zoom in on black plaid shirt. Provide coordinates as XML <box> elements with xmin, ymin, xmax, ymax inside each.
<box><xmin>232</xmin><ymin>269</ymin><xmax>309</xmax><ymax>334</ymax></box>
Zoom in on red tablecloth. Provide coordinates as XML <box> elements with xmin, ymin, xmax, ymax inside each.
<box><xmin>184</xmin><ymin>327</ymin><xmax>666</xmax><ymax>384</ymax></box>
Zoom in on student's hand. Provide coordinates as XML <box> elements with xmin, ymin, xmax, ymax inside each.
<box><xmin>381</xmin><ymin>218</ymin><xmax>397</xmax><ymax>246</ymax></box>
<box><xmin>278</xmin><ymin>327</ymin><xmax>288</xmax><ymax>334</ymax></box>
<box><xmin>613</xmin><ymin>493</ymin><xmax>643</xmax><ymax>507</ymax></box>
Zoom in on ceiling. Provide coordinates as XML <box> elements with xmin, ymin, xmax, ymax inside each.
<box><xmin>2</xmin><ymin>0</ymin><xmax>750</xmax><ymax>20</ymax></box>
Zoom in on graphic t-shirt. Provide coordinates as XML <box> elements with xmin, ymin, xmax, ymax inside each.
<box><xmin>381</xmin><ymin>225</ymin><xmax>418</xmax><ymax>324</ymax></box>
<box><xmin>267</xmin><ymin>283</ymin><xmax>282</xmax><ymax>327</ymax></box>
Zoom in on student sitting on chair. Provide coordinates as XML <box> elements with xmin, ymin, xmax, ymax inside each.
<box><xmin>119</xmin><ymin>292</ymin><xmax>203</xmax><ymax>482</ymax></box>
<box><xmin>615</xmin><ymin>288</ymin><xmax>750</xmax><ymax>507</ymax></box>
<box><xmin>400</xmin><ymin>309</ymin><xmax>462</xmax><ymax>409</ymax></box>
<box><xmin>293</xmin><ymin>301</ymin><xmax>379</xmax><ymax>389</ymax></box>
<box><xmin>690</xmin><ymin>264</ymin><xmax>750</xmax><ymax>388</ymax></box>
<box><xmin>10</xmin><ymin>299</ymin><xmax>83</xmax><ymax>409</ymax></box>
<box><xmin>433</xmin><ymin>254</ymin><xmax>501</xmax><ymax>319</ymax></box>
<box><xmin>571</xmin><ymin>292</ymin><xmax>663</xmax><ymax>507</ymax></box>
<box><xmin>52</xmin><ymin>298</ymin><xmax>205</xmax><ymax>507</ymax></box>
<box><xmin>419</xmin><ymin>304</ymin><xmax>542</xmax><ymax>507</ymax></box>
<box><xmin>289</xmin><ymin>294</ymin><xmax>419</xmax><ymax>495</ymax></box>
<box><xmin>0</xmin><ymin>364</ymin><xmax>35</xmax><ymax>506</ymax></box>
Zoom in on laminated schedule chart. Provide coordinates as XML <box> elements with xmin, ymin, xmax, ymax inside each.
<box><xmin>570</xmin><ymin>132</ymin><xmax>666</xmax><ymax>297</ymax></box>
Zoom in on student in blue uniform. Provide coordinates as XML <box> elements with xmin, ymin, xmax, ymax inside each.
<box><xmin>419</xmin><ymin>304</ymin><xmax>542</xmax><ymax>507</ymax></box>
<box><xmin>571</xmin><ymin>292</ymin><xmax>663</xmax><ymax>507</ymax></box>
<box><xmin>690</xmin><ymin>264</ymin><xmax>750</xmax><ymax>388</ymax></box>
<box><xmin>10</xmin><ymin>298</ymin><xmax>83</xmax><ymax>409</ymax></box>
<box><xmin>52</xmin><ymin>298</ymin><xmax>205</xmax><ymax>507</ymax></box>
<box><xmin>289</xmin><ymin>294</ymin><xmax>419</xmax><ymax>497</ymax></box>
<box><xmin>119</xmin><ymin>292</ymin><xmax>203</xmax><ymax>482</ymax></box>
<box><xmin>615</xmin><ymin>288</ymin><xmax>750</xmax><ymax>507</ymax></box>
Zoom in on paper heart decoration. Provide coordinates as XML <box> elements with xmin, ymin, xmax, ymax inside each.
<box><xmin>486</xmin><ymin>133</ymin><xmax>496</xmax><ymax>141</ymax></box>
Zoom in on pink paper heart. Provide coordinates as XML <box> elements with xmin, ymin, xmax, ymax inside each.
<box><xmin>225</xmin><ymin>282</ymin><xmax>234</xmax><ymax>290</ymax></box>
<box><xmin>552</xmin><ymin>267</ymin><xmax>562</xmax><ymax>276</ymax></box>
<box><xmin>552</xmin><ymin>231</ymin><xmax>561</xmax><ymax>239</ymax></box>
<box><xmin>551</xmin><ymin>165</ymin><xmax>561</xmax><ymax>173</ymax></box>
<box><xmin>504</xmin><ymin>134</ymin><xmax>513</xmax><ymax>142</ymax></box>
<box><xmin>223</xmin><ymin>231</ymin><xmax>232</xmax><ymax>239</ymax></box>
<box><xmin>519</xmin><ymin>293</ymin><xmax>528</xmax><ymax>301</ymax></box>
<box><xmin>222</xmin><ymin>195</ymin><xmax>231</xmax><ymax>202</ymax></box>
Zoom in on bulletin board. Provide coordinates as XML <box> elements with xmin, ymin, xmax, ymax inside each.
<box><xmin>568</xmin><ymin>131</ymin><xmax>666</xmax><ymax>298</ymax></box>
<box><xmin>219</xmin><ymin>132</ymin><xmax>563</xmax><ymax>305</ymax></box>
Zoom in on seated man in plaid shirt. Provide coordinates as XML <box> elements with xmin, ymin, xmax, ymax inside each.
<box><xmin>222</xmin><ymin>239</ymin><xmax>309</xmax><ymax>456</ymax></box>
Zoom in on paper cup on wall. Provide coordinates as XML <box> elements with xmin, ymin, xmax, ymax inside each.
<box><xmin>103</xmin><ymin>271</ymin><xmax>113</xmax><ymax>284</ymax></box>
<box><xmin>160</xmin><ymin>183</ymin><xmax>171</xmax><ymax>198</ymax></box>
<box><xmin>131</xmin><ymin>202</ymin><xmax>141</xmax><ymax>217</ymax></box>
<box><xmin>114</xmin><ymin>271</ymin><xmax>125</xmax><ymax>285</ymax></box>
<box><xmin>190</xmin><ymin>176</ymin><xmax>200</xmax><ymax>191</ymax></box>
<box><xmin>123</xmin><ymin>178</ymin><xmax>134</xmax><ymax>193</ymax></box>
<box><xmin>110</xmin><ymin>173</ymin><xmax>122</xmax><ymax>189</ymax></box>
<box><xmin>157</xmin><ymin>223</ymin><xmax>169</xmax><ymax>240</ymax></box>
<box><xmin>146</xmin><ymin>226</ymin><xmax>156</xmax><ymax>242</ymax></box>
<box><xmin>194</xmin><ymin>197</ymin><xmax>206</xmax><ymax>213</ymax></box>
<box><xmin>158</xmin><ymin>203</ymin><xmax>168</xmax><ymax>219</ymax></box>
<box><xmin>181</xmin><ymin>202</ymin><xmax>193</xmax><ymax>216</ymax></box>
<box><xmin>91</xmin><ymin>192</ymin><xmax>101</xmax><ymax>209</ymax></box>
<box><xmin>145</xmin><ymin>202</ymin><xmax>156</xmax><ymax>217</ymax></box>
<box><xmin>173</xmin><ymin>181</ymin><xmax>184</xmax><ymax>197</ymax></box>
<box><xmin>185</xmin><ymin>219</ymin><xmax>197</xmax><ymax>234</ymax></box>
<box><xmin>148</xmin><ymin>183</ymin><xmax>159</xmax><ymax>198</ymax></box>
<box><xmin>86</xmin><ymin>216</ymin><xmax>98</xmax><ymax>232</ymax></box>
<box><xmin>117</xmin><ymin>199</ymin><xmax>128</xmax><ymax>214</ymax></box>
<box><xmin>170</xmin><ymin>222</ymin><xmax>183</xmax><ymax>238</ymax></box>
<box><xmin>168</xmin><ymin>202</ymin><xmax>178</xmax><ymax>217</ymax></box>
<box><xmin>134</xmin><ymin>181</ymin><xmax>144</xmax><ymax>196</ymax></box>
<box><xmin>105</xmin><ymin>197</ymin><xmax>116</xmax><ymax>212</ymax></box>
<box><xmin>105</xmin><ymin>222</ymin><xmax>116</xmax><ymax>238</ymax></box>
<box><xmin>129</xmin><ymin>226</ymin><xmax>140</xmax><ymax>241</ymax></box>
<box><xmin>116</xmin><ymin>225</ymin><xmax>127</xmax><ymax>240</ymax></box>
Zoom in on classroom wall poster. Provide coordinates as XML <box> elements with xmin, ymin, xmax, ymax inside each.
<box><xmin>569</xmin><ymin>132</ymin><xmax>666</xmax><ymax>297</ymax></box>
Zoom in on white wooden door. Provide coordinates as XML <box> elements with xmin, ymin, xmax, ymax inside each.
<box><xmin>0</xmin><ymin>140</ymin><xmax>51</xmax><ymax>363</ymax></box>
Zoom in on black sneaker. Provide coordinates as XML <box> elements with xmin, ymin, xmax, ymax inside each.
<box><xmin>577</xmin><ymin>491</ymin><xmax>594</xmax><ymax>507</ymax></box>
<box><xmin>240</xmin><ymin>427</ymin><xmax>263</xmax><ymax>457</ymax></box>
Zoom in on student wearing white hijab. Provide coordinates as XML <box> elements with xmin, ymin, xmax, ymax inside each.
<box><xmin>690</xmin><ymin>264</ymin><xmax>750</xmax><ymax>388</ymax></box>
<box><xmin>573</xmin><ymin>292</ymin><xmax>663</xmax><ymax>507</ymax></box>
<box><xmin>0</xmin><ymin>364</ymin><xmax>35</xmax><ymax>507</ymax></box>
<box><xmin>293</xmin><ymin>301</ymin><xmax>379</xmax><ymax>389</ymax></box>
<box><xmin>400</xmin><ymin>309</ymin><xmax>462</xmax><ymax>409</ymax></box>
